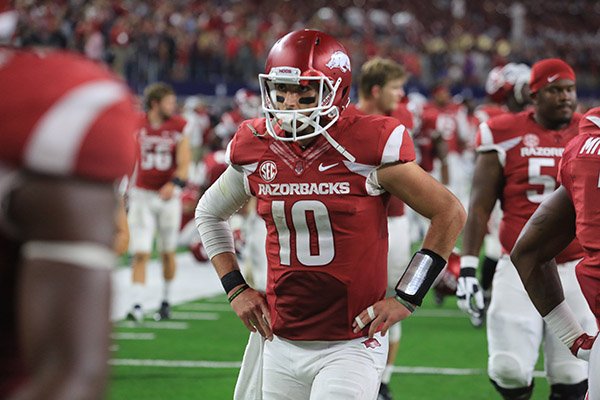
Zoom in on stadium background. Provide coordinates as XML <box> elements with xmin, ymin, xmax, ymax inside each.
<box><xmin>14</xmin><ymin>0</ymin><xmax>600</xmax><ymax>398</ymax></box>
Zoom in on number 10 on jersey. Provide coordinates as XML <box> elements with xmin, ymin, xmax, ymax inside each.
<box><xmin>271</xmin><ymin>200</ymin><xmax>335</xmax><ymax>267</ymax></box>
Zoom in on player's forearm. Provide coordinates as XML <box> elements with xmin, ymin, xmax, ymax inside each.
<box><xmin>422</xmin><ymin>199</ymin><xmax>466</xmax><ymax>260</ymax></box>
<box><xmin>174</xmin><ymin>136</ymin><xmax>192</xmax><ymax>181</ymax></box>
<box><xmin>513</xmin><ymin>256</ymin><xmax>564</xmax><ymax>316</ymax></box>
<box><xmin>461</xmin><ymin>204</ymin><xmax>490</xmax><ymax>257</ymax></box>
<box><xmin>195</xmin><ymin>166</ymin><xmax>250</xmax><ymax>259</ymax></box>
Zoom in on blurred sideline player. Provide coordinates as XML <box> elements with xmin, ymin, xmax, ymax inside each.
<box><xmin>457</xmin><ymin>59</ymin><xmax>596</xmax><ymax>399</ymax></box>
<box><xmin>196</xmin><ymin>29</ymin><xmax>465</xmax><ymax>399</ymax></box>
<box><xmin>214</xmin><ymin>88</ymin><xmax>261</xmax><ymax>145</ymax></box>
<box><xmin>0</xmin><ymin>2</ymin><xmax>139</xmax><ymax>398</ymax></box>
<box><xmin>344</xmin><ymin>57</ymin><xmax>412</xmax><ymax>400</ymax></box>
<box><xmin>466</xmin><ymin>63</ymin><xmax>532</xmax><ymax>326</ymax></box>
<box><xmin>127</xmin><ymin>82</ymin><xmax>191</xmax><ymax>322</ymax></box>
<box><xmin>512</xmin><ymin>107</ymin><xmax>600</xmax><ymax>399</ymax></box>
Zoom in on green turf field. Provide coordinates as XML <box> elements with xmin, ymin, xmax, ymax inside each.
<box><xmin>109</xmin><ymin>292</ymin><xmax>550</xmax><ymax>400</ymax></box>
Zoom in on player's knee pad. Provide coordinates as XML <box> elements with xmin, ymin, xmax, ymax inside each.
<box><xmin>549</xmin><ymin>380</ymin><xmax>588</xmax><ymax>400</ymax></box>
<box><xmin>489</xmin><ymin>353</ymin><xmax>530</xmax><ymax>388</ymax></box>
<box><xmin>490</xmin><ymin>379</ymin><xmax>534</xmax><ymax>400</ymax></box>
<box><xmin>388</xmin><ymin>322</ymin><xmax>401</xmax><ymax>343</ymax></box>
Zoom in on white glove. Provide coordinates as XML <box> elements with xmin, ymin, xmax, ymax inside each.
<box><xmin>456</xmin><ymin>256</ymin><xmax>485</xmax><ymax>324</ymax></box>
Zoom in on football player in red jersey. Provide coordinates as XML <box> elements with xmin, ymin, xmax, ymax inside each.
<box><xmin>0</xmin><ymin>3</ymin><xmax>139</xmax><ymax>399</ymax></box>
<box><xmin>457</xmin><ymin>59</ymin><xmax>596</xmax><ymax>399</ymax></box>
<box><xmin>196</xmin><ymin>30</ymin><xmax>465</xmax><ymax>399</ymax></box>
<box><xmin>344</xmin><ymin>57</ymin><xmax>412</xmax><ymax>400</ymax></box>
<box><xmin>511</xmin><ymin>107</ymin><xmax>600</xmax><ymax>400</ymax></box>
<box><xmin>127</xmin><ymin>82</ymin><xmax>191</xmax><ymax>322</ymax></box>
<box><xmin>465</xmin><ymin>63</ymin><xmax>533</xmax><ymax>327</ymax></box>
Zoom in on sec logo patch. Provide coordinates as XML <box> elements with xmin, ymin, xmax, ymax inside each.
<box><xmin>523</xmin><ymin>133</ymin><xmax>539</xmax><ymax>148</ymax></box>
<box><xmin>259</xmin><ymin>160</ymin><xmax>277</xmax><ymax>182</ymax></box>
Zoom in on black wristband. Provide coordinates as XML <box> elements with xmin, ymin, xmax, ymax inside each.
<box><xmin>171</xmin><ymin>177</ymin><xmax>186</xmax><ymax>188</ymax></box>
<box><xmin>459</xmin><ymin>266</ymin><xmax>477</xmax><ymax>277</ymax></box>
<box><xmin>395</xmin><ymin>248</ymin><xmax>447</xmax><ymax>306</ymax></box>
<box><xmin>221</xmin><ymin>270</ymin><xmax>247</xmax><ymax>294</ymax></box>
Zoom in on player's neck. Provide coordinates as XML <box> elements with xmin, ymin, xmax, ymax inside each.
<box><xmin>533</xmin><ymin>111</ymin><xmax>570</xmax><ymax>131</ymax></box>
<box><xmin>147</xmin><ymin>109</ymin><xmax>166</xmax><ymax>127</ymax></box>
<box><xmin>357</xmin><ymin>99</ymin><xmax>384</xmax><ymax>115</ymax></box>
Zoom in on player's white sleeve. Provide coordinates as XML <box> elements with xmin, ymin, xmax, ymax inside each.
<box><xmin>195</xmin><ymin>166</ymin><xmax>250</xmax><ymax>259</ymax></box>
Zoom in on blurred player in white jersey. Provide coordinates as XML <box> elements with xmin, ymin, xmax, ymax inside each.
<box><xmin>127</xmin><ymin>82</ymin><xmax>191</xmax><ymax>322</ymax></box>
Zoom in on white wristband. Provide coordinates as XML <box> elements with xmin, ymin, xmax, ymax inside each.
<box><xmin>542</xmin><ymin>300</ymin><xmax>585</xmax><ymax>348</ymax></box>
<box><xmin>460</xmin><ymin>255</ymin><xmax>479</xmax><ymax>269</ymax></box>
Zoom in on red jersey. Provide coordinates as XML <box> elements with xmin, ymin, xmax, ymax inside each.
<box><xmin>415</xmin><ymin>103</ymin><xmax>461</xmax><ymax>172</ymax></box>
<box><xmin>202</xmin><ymin>149</ymin><xmax>229</xmax><ymax>188</ymax></box>
<box><xmin>227</xmin><ymin>115</ymin><xmax>415</xmax><ymax>341</ymax></box>
<box><xmin>0</xmin><ymin>47</ymin><xmax>138</xmax><ymax>397</ymax></box>
<box><xmin>344</xmin><ymin>103</ymin><xmax>413</xmax><ymax>217</ymax></box>
<box><xmin>476</xmin><ymin>110</ymin><xmax>583</xmax><ymax>263</ymax></box>
<box><xmin>474</xmin><ymin>103</ymin><xmax>508</xmax><ymax>124</ymax></box>
<box><xmin>0</xmin><ymin>48</ymin><xmax>137</xmax><ymax>180</ymax></box>
<box><xmin>559</xmin><ymin>108</ymin><xmax>600</xmax><ymax>319</ymax></box>
<box><xmin>134</xmin><ymin>115</ymin><xmax>187</xmax><ymax>191</ymax></box>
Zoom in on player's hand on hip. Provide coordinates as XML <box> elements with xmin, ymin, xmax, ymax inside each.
<box><xmin>570</xmin><ymin>332</ymin><xmax>597</xmax><ymax>361</ymax></box>
<box><xmin>158</xmin><ymin>182</ymin><xmax>175</xmax><ymax>200</ymax></box>
<box><xmin>456</xmin><ymin>267</ymin><xmax>485</xmax><ymax>319</ymax></box>
<box><xmin>229</xmin><ymin>286</ymin><xmax>273</xmax><ymax>341</ymax></box>
<box><xmin>352</xmin><ymin>297</ymin><xmax>412</xmax><ymax>339</ymax></box>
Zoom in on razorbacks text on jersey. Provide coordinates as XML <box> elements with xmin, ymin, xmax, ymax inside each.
<box><xmin>134</xmin><ymin>115</ymin><xmax>187</xmax><ymax>191</ymax></box>
<box><xmin>559</xmin><ymin>107</ymin><xmax>600</xmax><ymax>321</ymax></box>
<box><xmin>226</xmin><ymin>114</ymin><xmax>415</xmax><ymax>341</ymax></box>
<box><xmin>0</xmin><ymin>46</ymin><xmax>138</xmax><ymax>397</ymax></box>
<box><xmin>477</xmin><ymin>109</ymin><xmax>583</xmax><ymax>263</ymax></box>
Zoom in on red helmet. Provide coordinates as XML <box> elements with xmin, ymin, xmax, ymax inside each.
<box><xmin>485</xmin><ymin>63</ymin><xmax>531</xmax><ymax>105</ymax></box>
<box><xmin>259</xmin><ymin>29</ymin><xmax>352</xmax><ymax>141</ymax></box>
<box><xmin>433</xmin><ymin>250</ymin><xmax>460</xmax><ymax>300</ymax></box>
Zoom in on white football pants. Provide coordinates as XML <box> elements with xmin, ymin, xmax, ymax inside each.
<box><xmin>487</xmin><ymin>256</ymin><xmax>596</xmax><ymax>388</ymax></box>
<box><xmin>127</xmin><ymin>187</ymin><xmax>182</xmax><ymax>253</ymax></box>
<box><xmin>262</xmin><ymin>333</ymin><xmax>388</xmax><ymax>400</ymax></box>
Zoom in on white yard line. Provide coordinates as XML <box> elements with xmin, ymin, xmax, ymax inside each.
<box><xmin>170</xmin><ymin>311</ymin><xmax>220</xmax><ymax>320</ymax></box>
<box><xmin>177</xmin><ymin>303</ymin><xmax>234</xmax><ymax>312</ymax></box>
<box><xmin>116</xmin><ymin>321</ymin><xmax>189</xmax><ymax>330</ymax></box>
<box><xmin>111</xmin><ymin>333</ymin><xmax>156</xmax><ymax>340</ymax></box>
<box><xmin>109</xmin><ymin>358</ymin><xmax>547</xmax><ymax>377</ymax></box>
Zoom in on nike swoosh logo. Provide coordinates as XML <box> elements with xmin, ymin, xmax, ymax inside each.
<box><xmin>318</xmin><ymin>162</ymin><xmax>338</xmax><ymax>172</ymax></box>
<box><xmin>547</xmin><ymin>74</ymin><xmax>560</xmax><ymax>83</ymax></box>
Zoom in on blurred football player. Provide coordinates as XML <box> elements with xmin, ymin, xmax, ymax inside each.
<box><xmin>127</xmin><ymin>82</ymin><xmax>191</xmax><ymax>322</ymax></box>
<box><xmin>196</xmin><ymin>29</ymin><xmax>465</xmax><ymax>399</ymax></box>
<box><xmin>214</xmin><ymin>88</ymin><xmax>261</xmax><ymax>144</ymax></box>
<box><xmin>0</xmin><ymin>2</ymin><xmax>139</xmax><ymax>398</ymax></box>
<box><xmin>344</xmin><ymin>57</ymin><xmax>412</xmax><ymax>400</ymax></box>
<box><xmin>457</xmin><ymin>58</ymin><xmax>596</xmax><ymax>399</ymax></box>
<box><xmin>511</xmin><ymin>107</ymin><xmax>600</xmax><ymax>400</ymax></box>
<box><xmin>469</xmin><ymin>63</ymin><xmax>532</xmax><ymax>318</ymax></box>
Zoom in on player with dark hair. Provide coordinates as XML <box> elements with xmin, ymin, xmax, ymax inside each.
<box><xmin>457</xmin><ymin>58</ymin><xmax>596</xmax><ymax>399</ymax></box>
<box><xmin>511</xmin><ymin>107</ymin><xmax>600</xmax><ymax>400</ymax></box>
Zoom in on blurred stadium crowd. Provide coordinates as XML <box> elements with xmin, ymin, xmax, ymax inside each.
<box><xmin>14</xmin><ymin>0</ymin><xmax>600</xmax><ymax>96</ymax></box>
